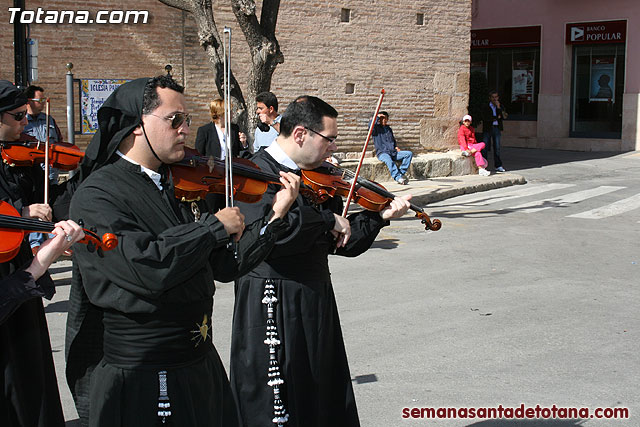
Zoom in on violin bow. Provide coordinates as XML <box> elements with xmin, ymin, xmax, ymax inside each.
<box><xmin>44</xmin><ymin>97</ymin><xmax>51</xmax><ymax>204</ymax></box>
<box><xmin>222</xmin><ymin>26</ymin><xmax>234</xmax><ymax>209</ymax></box>
<box><xmin>341</xmin><ymin>89</ymin><xmax>385</xmax><ymax>217</ymax></box>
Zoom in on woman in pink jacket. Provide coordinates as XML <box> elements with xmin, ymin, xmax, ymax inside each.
<box><xmin>458</xmin><ymin>114</ymin><xmax>490</xmax><ymax>176</ymax></box>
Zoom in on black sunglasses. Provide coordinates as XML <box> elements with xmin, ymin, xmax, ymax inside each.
<box><xmin>148</xmin><ymin>112</ymin><xmax>191</xmax><ymax>129</ymax></box>
<box><xmin>305</xmin><ymin>127</ymin><xmax>337</xmax><ymax>144</ymax></box>
<box><xmin>4</xmin><ymin>111</ymin><xmax>27</xmax><ymax>122</ymax></box>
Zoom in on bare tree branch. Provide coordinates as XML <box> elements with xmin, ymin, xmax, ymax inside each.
<box><xmin>157</xmin><ymin>0</ymin><xmax>284</xmax><ymax>145</ymax></box>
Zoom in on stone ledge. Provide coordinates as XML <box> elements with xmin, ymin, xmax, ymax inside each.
<box><xmin>339</xmin><ymin>150</ymin><xmax>476</xmax><ymax>181</ymax></box>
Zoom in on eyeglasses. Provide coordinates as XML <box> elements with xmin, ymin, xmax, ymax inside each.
<box><xmin>29</xmin><ymin>98</ymin><xmax>46</xmax><ymax>103</ymax></box>
<box><xmin>148</xmin><ymin>112</ymin><xmax>191</xmax><ymax>129</ymax></box>
<box><xmin>305</xmin><ymin>127</ymin><xmax>337</xmax><ymax>144</ymax></box>
<box><xmin>4</xmin><ymin>111</ymin><xmax>27</xmax><ymax>121</ymax></box>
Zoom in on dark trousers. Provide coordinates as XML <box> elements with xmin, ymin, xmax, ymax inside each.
<box><xmin>482</xmin><ymin>126</ymin><xmax>503</xmax><ymax>169</ymax></box>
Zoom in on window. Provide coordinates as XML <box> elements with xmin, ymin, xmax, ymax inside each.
<box><xmin>470</xmin><ymin>47</ymin><xmax>540</xmax><ymax>121</ymax></box>
<box><xmin>416</xmin><ymin>13</ymin><xmax>424</xmax><ymax>26</ymax></box>
<box><xmin>570</xmin><ymin>44</ymin><xmax>625</xmax><ymax>139</ymax></box>
<box><xmin>345</xmin><ymin>83</ymin><xmax>355</xmax><ymax>94</ymax></box>
<box><xmin>340</xmin><ymin>8</ymin><xmax>351</xmax><ymax>23</ymax></box>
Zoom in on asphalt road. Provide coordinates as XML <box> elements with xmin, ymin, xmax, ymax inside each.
<box><xmin>46</xmin><ymin>147</ymin><xmax>640</xmax><ymax>426</ymax></box>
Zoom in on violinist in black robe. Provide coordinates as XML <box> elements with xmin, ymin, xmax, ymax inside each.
<box><xmin>64</xmin><ymin>76</ymin><xmax>300</xmax><ymax>427</ymax></box>
<box><xmin>0</xmin><ymin>80</ymin><xmax>84</xmax><ymax>426</ymax></box>
<box><xmin>230</xmin><ymin>96</ymin><xmax>412</xmax><ymax>427</ymax></box>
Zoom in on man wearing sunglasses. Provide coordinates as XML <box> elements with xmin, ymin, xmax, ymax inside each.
<box><xmin>0</xmin><ymin>79</ymin><xmax>80</xmax><ymax>427</ymax></box>
<box><xmin>65</xmin><ymin>75</ymin><xmax>301</xmax><ymax>427</ymax></box>
<box><xmin>230</xmin><ymin>96</ymin><xmax>412</xmax><ymax>427</ymax></box>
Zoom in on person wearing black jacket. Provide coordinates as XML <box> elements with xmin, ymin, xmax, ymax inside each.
<box><xmin>230</xmin><ymin>96</ymin><xmax>411</xmax><ymax>427</ymax></box>
<box><xmin>65</xmin><ymin>76</ymin><xmax>300</xmax><ymax>427</ymax></box>
<box><xmin>481</xmin><ymin>91</ymin><xmax>508</xmax><ymax>172</ymax></box>
<box><xmin>195</xmin><ymin>98</ymin><xmax>249</xmax><ymax>159</ymax></box>
<box><xmin>0</xmin><ymin>79</ymin><xmax>84</xmax><ymax>427</ymax></box>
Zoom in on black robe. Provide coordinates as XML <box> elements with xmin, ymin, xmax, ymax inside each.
<box><xmin>0</xmin><ymin>162</ymin><xmax>65</xmax><ymax>427</ymax></box>
<box><xmin>65</xmin><ymin>157</ymin><xmax>287</xmax><ymax>427</ymax></box>
<box><xmin>230</xmin><ymin>150</ymin><xmax>389</xmax><ymax>427</ymax></box>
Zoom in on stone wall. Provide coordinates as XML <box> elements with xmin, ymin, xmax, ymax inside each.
<box><xmin>1</xmin><ymin>0</ymin><xmax>470</xmax><ymax>153</ymax></box>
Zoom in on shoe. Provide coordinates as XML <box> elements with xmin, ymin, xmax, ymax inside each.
<box><xmin>495</xmin><ymin>166</ymin><xmax>506</xmax><ymax>173</ymax></box>
<box><xmin>461</xmin><ymin>150</ymin><xmax>470</xmax><ymax>157</ymax></box>
<box><xmin>478</xmin><ymin>168</ymin><xmax>490</xmax><ymax>176</ymax></box>
<box><xmin>400</xmin><ymin>175</ymin><xmax>409</xmax><ymax>185</ymax></box>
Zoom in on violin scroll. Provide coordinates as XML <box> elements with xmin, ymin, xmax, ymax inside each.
<box><xmin>415</xmin><ymin>211</ymin><xmax>442</xmax><ymax>231</ymax></box>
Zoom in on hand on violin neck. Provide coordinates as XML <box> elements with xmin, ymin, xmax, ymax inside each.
<box><xmin>214</xmin><ymin>207</ymin><xmax>245</xmax><ymax>242</ymax></box>
<box><xmin>380</xmin><ymin>194</ymin><xmax>412</xmax><ymax>220</ymax></box>
<box><xmin>270</xmin><ymin>172</ymin><xmax>301</xmax><ymax>221</ymax></box>
<box><xmin>331</xmin><ymin>214</ymin><xmax>351</xmax><ymax>248</ymax></box>
<box><xmin>23</xmin><ymin>203</ymin><xmax>52</xmax><ymax>222</ymax></box>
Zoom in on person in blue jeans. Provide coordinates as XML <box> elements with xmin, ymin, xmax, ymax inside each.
<box><xmin>371</xmin><ymin>111</ymin><xmax>413</xmax><ymax>185</ymax></box>
<box><xmin>481</xmin><ymin>91</ymin><xmax>508</xmax><ymax>173</ymax></box>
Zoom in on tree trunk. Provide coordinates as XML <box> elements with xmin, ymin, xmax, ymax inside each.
<box><xmin>158</xmin><ymin>0</ymin><xmax>283</xmax><ymax>149</ymax></box>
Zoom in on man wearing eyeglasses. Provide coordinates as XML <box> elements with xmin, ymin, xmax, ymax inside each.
<box><xmin>24</xmin><ymin>85</ymin><xmax>67</xmax><ymax>255</ymax></box>
<box><xmin>230</xmin><ymin>96</ymin><xmax>412</xmax><ymax>427</ymax></box>
<box><xmin>65</xmin><ymin>75</ymin><xmax>301</xmax><ymax>427</ymax></box>
<box><xmin>24</xmin><ymin>85</ymin><xmax>62</xmax><ymax>144</ymax></box>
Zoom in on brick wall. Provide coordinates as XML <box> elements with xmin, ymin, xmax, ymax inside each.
<box><xmin>1</xmin><ymin>0</ymin><xmax>470</xmax><ymax>154</ymax></box>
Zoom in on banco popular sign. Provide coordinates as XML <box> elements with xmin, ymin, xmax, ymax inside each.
<box><xmin>566</xmin><ymin>20</ymin><xmax>626</xmax><ymax>45</ymax></box>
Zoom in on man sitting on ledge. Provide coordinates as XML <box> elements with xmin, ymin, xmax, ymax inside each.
<box><xmin>371</xmin><ymin>111</ymin><xmax>413</xmax><ymax>185</ymax></box>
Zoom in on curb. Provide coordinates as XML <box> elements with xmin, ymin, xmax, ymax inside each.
<box><xmin>410</xmin><ymin>173</ymin><xmax>527</xmax><ymax>206</ymax></box>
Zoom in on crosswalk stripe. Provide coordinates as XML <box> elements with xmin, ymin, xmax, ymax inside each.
<box><xmin>435</xmin><ymin>183</ymin><xmax>575</xmax><ymax>207</ymax></box>
<box><xmin>507</xmin><ymin>186</ymin><xmax>625</xmax><ymax>213</ymax></box>
<box><xmin>568</xmin><ymin>193</ymin><xmax>640</xmax><ymax>219</ymax></box>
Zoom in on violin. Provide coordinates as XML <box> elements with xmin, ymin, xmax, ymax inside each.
<box><xmin>301</xmin><ymin>162</ymin><xmax>442</xmax><ymax>231</ymax></box>
<box><xmin>0</xmin><ymin>201</ymin><xmax>118</xmax><ymax>262</ymax></box>
<box><xmin>171</xmin><ymin>147</ymin><xmax>321</xmax><ymax>204</ymax></box>
<box><xmin>0</xmin><ymin>134</ymin><xmax>85</xmax><ymax>171</ymax></box>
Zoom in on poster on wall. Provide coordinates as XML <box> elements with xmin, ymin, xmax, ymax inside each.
<box><xmin>511</xmin><ymin>60</ymin><xmax>534</xmax><ymax>103</ymax></box>
<box><xmin>589</xmin><ymin>56</ymin><xmax>615</xmax><ymax>102</ymax></box>
<box><xmin>81</xmin><ymin>79</ymin><xmax>130</xmax><ymax>134</ymax></box>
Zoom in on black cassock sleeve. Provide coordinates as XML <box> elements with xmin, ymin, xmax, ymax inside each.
<box><xmin>0</xmin><ymin>270</ymin><xmax>55</xmax><ymax>324</ymax></box>
<box><xmin>70</xmin><ymin>183</ymin><xmax>232</xmax><ymax>307</ymax></box>
<box><xmin>238</xmin><ymin>180</ymin><xmax>389</xmax><ymax>261</ymax></box>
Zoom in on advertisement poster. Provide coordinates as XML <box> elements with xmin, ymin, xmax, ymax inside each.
<box><xmin>590</xmin><ymin>56</ymin><xmax>615</xmax><ymax>102</ymax></box>
<box><xmin>511</xmin><ymin>60</ymin><xmax>534</xmax><ymax>103</ymax></box>
<box><xmin>81</xmin><ymin>79</ymin><xmax>130</xmax><ymax>134</ymax></box>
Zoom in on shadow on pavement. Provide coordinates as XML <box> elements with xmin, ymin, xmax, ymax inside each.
<box><xmin>502</xmin><ymin>147</ymin><xmax>623</xmax><ymax>172</ymax></box>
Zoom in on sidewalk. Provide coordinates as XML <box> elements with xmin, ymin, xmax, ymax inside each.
<box><xmin>339</xmin><ymin>149</ymin><xmax>527</xmax><ymax>206</ymax></box>
<box><xmin>372</xmin><ymin>171</ymin><xmax>526</xmax><ymax>206</ymax></box>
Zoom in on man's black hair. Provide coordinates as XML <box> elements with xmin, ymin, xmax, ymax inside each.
<box><xmin>142</xmin><ymin>75</ymin><xmax>184</xmax><ymax>115</ymax></box>
<box><xmin>279</xmin><ymin>95</ymin><xmax>338</xmax><ymax>137</ymax></box>
<box><xmin>379</xmin><ymin>111</ymin><xmax>389</xmax><ymax>118</ymax></box>
<box><xmin>255</xmin><ymin>91</ymin><xmax>278</xmax><ymax>112</ymax></box>
<box><xmin>488</xmin><ymin>90</ymin><xmax>498</xmax><ymax>97</ymax></box>
<box><xmin>25</xmin><ymin>85</ymin><xmax>44</xmax><ymax>99</ymax></box>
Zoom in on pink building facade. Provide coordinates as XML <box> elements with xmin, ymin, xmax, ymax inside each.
<box><xmin>471</xmin><ymin>0</ymin><xmax>640</xmax><ymax>151</ymax></box>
